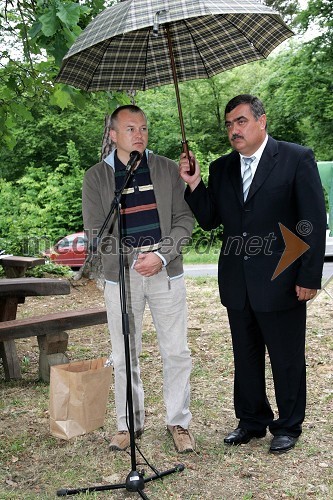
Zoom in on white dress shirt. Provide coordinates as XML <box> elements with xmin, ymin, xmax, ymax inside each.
<box><xmin>240</xmin><ymin>134</ymin><xmax>268</xmax><ymax>179</ymax></box>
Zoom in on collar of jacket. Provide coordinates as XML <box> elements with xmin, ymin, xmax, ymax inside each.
<box><xmin>104</xmin><ymin>148</ymin><xmax>153</xmax><ymax>170</ymax></box>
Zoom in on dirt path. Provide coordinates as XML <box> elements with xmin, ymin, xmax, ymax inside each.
<box><xmin>0</xmin><ymin>276</ymin><xmax>332</xmax><ymax>499</ymax></box>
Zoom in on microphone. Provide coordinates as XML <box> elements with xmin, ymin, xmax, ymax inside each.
<box><xmin>126</xmin><ymin>150</ymin><xmax>142</xmax><ymax>172</ymax></box>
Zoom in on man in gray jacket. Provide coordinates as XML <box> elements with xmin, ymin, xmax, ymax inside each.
<box><xmin>82</xmin><ymin>105</ymin><xmax>195</xmax><ymax>453</ymax></box>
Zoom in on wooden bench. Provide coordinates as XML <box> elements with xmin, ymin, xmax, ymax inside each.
<box><xmin>0</xmin><ymin>277</ymin><xmax>71</xmax><ymax>381</ymax></box>
<box><xmin>0</xmin><ymin>307</ymin><xmax>108</xmax><ymax>382</ymax></box>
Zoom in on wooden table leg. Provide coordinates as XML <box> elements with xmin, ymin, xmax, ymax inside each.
<box><xmin>0</xmin><ymin>297</ymin><xmax>22</xmax><ymax>380</ymax></box>
<box><xmin>0</xmin><ymin>341</ymin><xmax>22</xmax><ymax>380</ymax></box>
<box><xmin>38</xmin><ymin>332</ymin><xmax>69</xmax><ymax>383</ymax></box>
<box><xmin>3</xmin><ymin>265</ymin><xmax>28</xmax><ymax>278</ymax></box>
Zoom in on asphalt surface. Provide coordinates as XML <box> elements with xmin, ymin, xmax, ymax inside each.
<box><xmin>184</xmin><ymin>260</ymin><xmax>333</xmax><ymax>280</ymax></box>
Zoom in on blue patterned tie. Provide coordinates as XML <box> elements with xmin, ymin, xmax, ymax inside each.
<box><xmin>243</xmin><ymin>156</ymin><xmax>255</xmax><ymax>201</ymax></box>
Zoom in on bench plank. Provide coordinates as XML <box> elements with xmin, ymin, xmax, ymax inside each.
<box><xmin>0</xmin><ymin>307</ymin><xmax>108</xmax><ymax>381</ymax></box>
<box><xmin>0</xmin><ymin>307</ymin><xmax>107</xmax><ymax>341</ymax></box>
<box><xmin>0</xmin><ymin>278</ymin><xmax>70</xmax><ymax>298</ymax></box>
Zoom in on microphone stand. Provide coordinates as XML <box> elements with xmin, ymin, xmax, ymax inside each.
<box><xmin>57</xmin><ymin>157</ymin><xmax>184</xmax><ymax>498</ymax></box>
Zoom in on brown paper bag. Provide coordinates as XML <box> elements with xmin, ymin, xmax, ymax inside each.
<box><xmin>49</xmin><ymin>357</ymin><xmax>112</xmax><ymax>440</ymax></box>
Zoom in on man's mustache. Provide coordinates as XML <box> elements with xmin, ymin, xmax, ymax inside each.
<box><xmin>231</xmin><ymin>134</ymin><xmax>244</xmax><ymax>141</ymax></box>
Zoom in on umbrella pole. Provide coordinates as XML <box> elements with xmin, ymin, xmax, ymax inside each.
<box><xmin>166</xmin><ymin>25</ymin><xmax>195</xmax><ymax>175</ymax></box>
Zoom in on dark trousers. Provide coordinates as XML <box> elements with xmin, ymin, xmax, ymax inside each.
<box><xmin>227</xmin><ymin>301</ymin><xmax>306</xmax><ymax>437</ymax></box>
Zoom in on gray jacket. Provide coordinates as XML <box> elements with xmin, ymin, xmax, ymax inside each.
<box><xmin>82</xmin><ymin>150</ymin><xmax>194</xmax><ymax>281</ymax></box>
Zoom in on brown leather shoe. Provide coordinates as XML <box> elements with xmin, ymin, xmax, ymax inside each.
<box><xmin>167</xmin><ymin>425</ymin><xmax>195</xmax><ymax>453</ymax></box>
<box><xmin>109</xmin><ymin>428</ymin><xmax>143</xmax><ymax>451</ymax></box>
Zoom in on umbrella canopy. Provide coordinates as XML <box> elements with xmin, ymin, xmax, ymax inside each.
<box><xmin>56</xmin><ymin>0</ymin><xmax>294</xmax><ymax>173</ymax></box>
<box><xmin>56</xmin><ymin>0</ymin><xmax>293</xmax><ymax>92</ymax></box>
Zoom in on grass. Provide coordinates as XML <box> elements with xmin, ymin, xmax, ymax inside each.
<box><xmin>0</xmin><ymin>276</ymin><xmax>332</xmax><ymax>499</ymax></box>
<box><xmin>183</xmin><ymin>245</ymin><xmax>219</xmax><ymax>265</ymax></box>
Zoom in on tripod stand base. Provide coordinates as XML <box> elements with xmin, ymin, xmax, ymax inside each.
<box><xmin>56</xmin><ymin>463</ymin><xmax>185</xmax><ymax>496</ymax></box>
<box><xmin>126</xmin><ymin>470</ymin><xmax>145</xmax><ymax>491</ymax></box>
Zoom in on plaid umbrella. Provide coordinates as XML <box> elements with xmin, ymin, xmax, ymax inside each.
<box><xmin>56</xmin><ymin>0</ymin><xmax>293</xmax><ymax>170</ymax></box>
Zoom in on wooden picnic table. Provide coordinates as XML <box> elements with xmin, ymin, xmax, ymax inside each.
<box><xmin>0</xmin><ymin>255</ymin><xmax>46</xmax><ymax>278</ymax></box>
<box><xmin>0</xmin><ymin>278</ymin><xmax>70</xmax><ymax>380</ymax></box>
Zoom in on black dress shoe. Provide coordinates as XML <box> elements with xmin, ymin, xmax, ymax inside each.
<box><xmin>269</xmin><ymin>435</ymin><xmax>298</xmax><ymax>453</ymax></box>
<box><xmin>224</xmin><ymin>427</ymin><xmax>266</xmax><ymax>445</ymax></box>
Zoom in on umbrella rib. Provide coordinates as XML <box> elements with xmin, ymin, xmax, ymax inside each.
<box><xmin>182</xmin><ymin>19</ymin><xmax>211</xmax><ymax>78</ymax></box>
<box><xmin>223</xmin><ymin>16</ymin><xmax>258</xmax><ymax>53</ymax></box>
<box><xmin>143</xmin><ymin>29</ymin><xmax>151</xmax><ymax>91</ymax></box>
<box><xmin>85</xmin><ymin>39</ymin><xmax>114</xmax><ymax>91</ymax></box>
<box><xmin>222</xmin><ymin>14</ymin><xmax>281</xmax><ymax>57</ymax></box>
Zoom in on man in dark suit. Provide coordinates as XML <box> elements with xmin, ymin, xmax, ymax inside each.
<box><xmin>179</xmin><ymin>94</ymin><xmax>326</xmax><ymax>453</ymax></box>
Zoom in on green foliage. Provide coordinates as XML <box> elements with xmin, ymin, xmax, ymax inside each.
<box><xmin>25</xmin><ymin>262</ymin><xmax>74</xmax><ymax>277</ymax></box>
<box><xmin>183</xmin><ymin>244</ymin><xmax>219</xmax><ymax>265</ymax></box>
<box><xmin>1</xmin><ymin>0</ymin><xmax>332</xmax><ymax>255</ymax></box>
<box><xmin>181</xmin><ymin>142</ymin><xmax>223</xmax><ymax>244</ymax></box>
<box><xmin>135</xmin><ymin>59</ymin><xmax>273</xmax><ymax>162</ymax></box>
<box><xmin>260</xmin><ymin>41</ymin><xmax>333</xmax><ymax>159</ymax></box>
<box><xmin>296</xmin><ymin>0</ymin><xmax>333</xmax><ymax>32</ymax></box>
<box><xmin>0</xmin><ymin>140</ymin><xmax>84</xmax><ymax>256</ymax></box>
<box><xmin>0</xmin><ymin>61</ymin><xmax>35</xmax><ymax>151</ymax></box>
<box><xmin>264</xmin><ymin>0</ymin><xmax>300</xmax><ymax>22</ymax></box>
<box><xmin>0</xmin><ymin>0</ymin><xmax>120</xmax><ymax>153</ymax></box>
<box><xmin>135</xmin><ymin>86</ymin><xmax>183</xmax><ymax>161</ymax></box>
<box><xmin>0</xmin><ymin>96</ymin><xmax>107</xmax><ymax>181</ymax></box>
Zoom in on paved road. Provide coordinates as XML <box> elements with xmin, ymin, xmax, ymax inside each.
<box><xmin>323</xmin><ymin>260</ymin><xmax>333</xmax><ymax>280</ymax></box>
<box><xmin>184</xmin><ymin>264</ymin><xmax>217</xmax><ymax>277</ymax></box>
<box><xmin>184</xmin><ymin>260</ymin><xmax>333</xmax><ymax>280</ymax></box>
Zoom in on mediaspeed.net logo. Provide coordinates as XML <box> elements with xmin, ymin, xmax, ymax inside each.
<box><xmin>271</xmin><ymin>221</ymin><xmax>311</xmax><ymax>280</ymax></box>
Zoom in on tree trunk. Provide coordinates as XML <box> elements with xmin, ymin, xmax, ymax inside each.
<box><xmin>100</xmin><ymin>114</ymin><xmax>114</xmax><ymax>161</ymax></box>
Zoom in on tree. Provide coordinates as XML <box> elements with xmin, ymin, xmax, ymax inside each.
<box><xmin>1</xmin><ymin>0</ymin><xmax>331</xmax><ymax>268</ymax></box>
<box><xmin>0</xmin><ymin>140</ymin><xmax>84</xmax><ymax>255</ymax></box>
<box><xmin>259</xmin><ymin>42</ymin><xmax>333</xmax><ymax>159</ymax></box>
<box><xmin>259</xmin><ymin>0</ymin><xmax>333</xmax><ymax>158</ymax></box>
<box><xmin>0</xmin><ymin>0</ymin><xmax>118</xmax><ymax>153</ymax></box>
<box><xmin>0</xmin><ymin>0</ymin><xmax>304</xmax><ymax>156</ymax></box>
<box><xmin>264</xmin><ymin>0</ymin><xmax>300</xmax><ymax>22</ymax></box>
<box><xmin>0</xmin><ymin>92</ymin><xmax>114</xmax><ymax>181</ymax></box>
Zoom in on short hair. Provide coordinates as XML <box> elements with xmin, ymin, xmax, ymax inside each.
<box><xmin>225</xmin><ymin>94</ymin><xmax>266</xmax><ymax>121</ymax></box>
<box><xmin>110</xmin><ymin>105</ymin><xmax>147</xmax><ymax>129</ymax></box>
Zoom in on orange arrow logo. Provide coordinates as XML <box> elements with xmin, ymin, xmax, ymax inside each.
<box><xmin>271</xmin><ymin>223</ymin><xmax>310</xmax><ymax>280</ymax></box>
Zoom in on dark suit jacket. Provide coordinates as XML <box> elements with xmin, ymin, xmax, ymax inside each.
<box><xmin>185</xmin><ymin>136</ymin><xmax>326</xmax><ymax>312</ymax></box>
